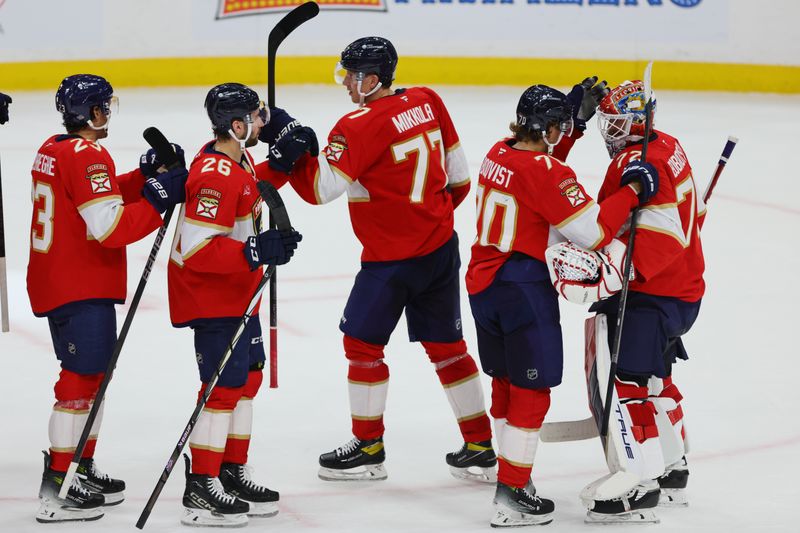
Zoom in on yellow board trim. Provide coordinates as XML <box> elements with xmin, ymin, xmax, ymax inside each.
<box><xmin>2</xmin><ymin>56</ymin><xmax>799</xmax><ymax>93</ymax></box>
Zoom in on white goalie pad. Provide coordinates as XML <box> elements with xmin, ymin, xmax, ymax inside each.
<box><xmin>582</xmin><ymin>314</ymin><xmax>665</xmax><ymax>501</ymax></box>
<box><xmin>545</xmin><ymin>239</ymin><xmax>629</xmax><ymax>305</ymax></box>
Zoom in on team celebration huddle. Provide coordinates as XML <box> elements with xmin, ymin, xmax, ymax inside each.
<box><xmin>10</xmin><ymin>17</ymin><xmax>713</xmax><ymax>530</ymax></box>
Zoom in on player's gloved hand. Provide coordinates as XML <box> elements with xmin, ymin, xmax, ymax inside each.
<box><xmin>0</xmin><ymin>92</ymin><xmax>12</xmax><ymax>125</ymax></box>
<box><xmin>620</xmin><ymin>161</ymin><xmax>659</xmax><ymax>204</ymax></box>
<box><xmin>565</xmin><ymin>76</ymin><xmax>609</xmax><ymax>130</ymax></box>
<box><xmin>258</xmin><ymin>106</ymin><xmax>302</xmax><ymax>146</ymax></box>
<box><xmin>142</xmin><ymin>166</ymin><xmax>188</xmax><ymax>213</ymax></box>
<box><xmin>139</xmin><ymin>144</ymin><xmax>186</xmax><ymax>179</ymax></box>
<box><xmin>244</xmin><ymin>228</ymin><xmax>303</xmax><ymax>270</ymax></box>
<box><xmin>268</xmin><ymin>126</ymin><xmax>319</xmax><ymax>174</ymax></box>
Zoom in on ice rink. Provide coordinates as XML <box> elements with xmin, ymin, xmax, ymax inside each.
<box><xmin>0</xmin><ymin>84</ymin><xmax>797</xmax><ymax>532</ymax></box>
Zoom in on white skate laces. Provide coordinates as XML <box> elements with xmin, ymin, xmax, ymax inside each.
<box><xmin>336</xmin><ymin>438</ymin><xmax>361</xmax><ymax>456</ymax></box>
<box><xmin>237</xmin><ymin>465</ymin><xmax>261</xmax><ymax>492</ymax></box>
<box><xmin>208</xmin><ymin>478</ymin><xmax>237</xmax><ymax>506</ymax></box>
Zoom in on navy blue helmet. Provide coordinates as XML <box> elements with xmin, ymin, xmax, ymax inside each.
<box><xmin>516</xmin><ymin>85</ymin><xmax>574</xmax><ymax>135</ymax></box>
<box><xmin>205</xmin><ymin>83</ymin><xmax>260</xmax><ymax>134</ymax></box>
<box><xmin>55</xmin><ymin>74</ymin><xmax>114</xmax><ymax>128</ymax></box>
<box><xmin>339</xmin><ymin>36</ymin><xmax>398</xmax><ymax>86</ymax></box>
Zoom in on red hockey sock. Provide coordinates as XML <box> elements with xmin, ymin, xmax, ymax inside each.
<box><xmin>190</xmin><ymin>385</ymin><xmax>243</xmax><ymax>477</ymax></box>
<box><xmin>223</xmin><ymin>371</ymin><xmax>263</xmax><ymax>465</ymax></box>
<box><xmin>497</xmin><ymin>386</ymin><xmax>550</xmax><ymax>488</ymax></box>
<box><xmin>49</xmin><ymin>370</ymin><xmax>104</xmax><ymax>472</ymax></box>
<box><xmin>345</xmin><ymin>336</ymin><xmax>389</xmax><ymax>440</ymax></box>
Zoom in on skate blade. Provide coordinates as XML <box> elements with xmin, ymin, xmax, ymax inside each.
<box><xmin>585</xmin><ymin>509</ymin><xmax>659</xmax><ymax>524</ymax></box>
<box><xmin>101</xmin><ymin>491</ymin><xmax>125</xmax><ymax>506</ymax></box>
<box><xmin>657</xmin><ymin>489</ymin><xmax>688</xmax><ymax>508</ymax></box>
<box><xmin>181</xmin><ymin>508</ymin><xmax>249</xmax><ymax>528</ymax></box>
<box><xmin>36</xmin><ymin>501</ymin><xmax>104</xmax><ymax>523</ymax></box>
<box><xmin>491</xmin><ymin>507</ymin><xmax>553</xmax><ymax>528</ymax></box>
<box><xmin>449</xmin><ymin>465</ymin><xmax>497</xmax><ymax>484</ymax></box>
<box><xmin>246</xmin><ymin>501</ymin><xmax>279</xmax><ymax>518</ymax></box>
<box><xmin>318</xmin><ymin>463</ymin><xmax>387</xmax><ymax>482</ymax></box>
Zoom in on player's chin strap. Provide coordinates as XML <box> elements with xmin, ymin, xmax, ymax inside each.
<box><xmin>543</xmin><ymin>130</ymin><xmax>565</xmax><ymax>155</ymax></box>
<box><xmin>228</xmin><ymin>116</ymin><xmax>254</xmax><ymax>151</ymax></box>
<box><xmin>86</xmin><ymin>115</ymin><xmax>111</xmax><ymax>131</ymax></box>
<box><xmin>356</xmin><ymin>76</ymin><xmax>383</xmax><ymax>108</ymax></box>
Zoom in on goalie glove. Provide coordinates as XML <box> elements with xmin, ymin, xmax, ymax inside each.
<box><xmin>544</xmin><ymin>239</ymin><xmax>630</xmax><ymax>304</ymax></box>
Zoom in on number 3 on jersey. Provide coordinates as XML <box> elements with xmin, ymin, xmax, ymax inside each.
<box><xmin>391</xmin><ymin>129</ymin><xmax>443</xmax><ymax>203</ymax></box>
<box><xmin>475</xmin><ymin>184</ymin><xmax>518</xmax><ymax>253</ymax></box>
<box><xmin>31</xmin><ymin>181</ymin><xmax>55</xmax><ymax>253</ymax></box>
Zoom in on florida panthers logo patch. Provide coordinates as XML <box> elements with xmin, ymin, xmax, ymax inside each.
<box><xmin>562</xmin><ymin>185</ymin><xmax>586</xmax><ymax>208</ymax></box>
<box><xmin>87</xmin><ymin>171</ymin><xmax>112</xmax><ymax>194</ymax></box>
<box><xmin>325</xmin><ymin>141</ymin><xmax>346</xmax><ymax>162</ymax></box>
<box><xmin>196</xmin><ymin>196</ymin><xmax>219</xmax><ymax>219</ymax></box>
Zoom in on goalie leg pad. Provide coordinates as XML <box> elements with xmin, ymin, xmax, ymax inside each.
<box><xmin>345</xmin><ymin>335</ymin><xmax>389</xmax><ymax>441</ymax></box>
<box><xmin>423</xmin><ymin>340</ymin><xmax>491</xmax><ymax>442</ymax></box>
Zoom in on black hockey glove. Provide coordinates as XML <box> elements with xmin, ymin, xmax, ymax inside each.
<box><xmin>139</xmin><ymin>143</ymin><xmax>186</xmax><ymax>179</ymax></box>
<box><xmin>565</xmin><ymin>76</ymin><xmax>610</xmax><ymax>130</ymax></box>
<box><xmin>244</xmin><ymin>228</ymin><xmax>303</xmax><ymax>270</ymax></box>
<box><xmin>142</xmin><ymin>166</ymin><xmax>188</xmax><ymax>213</ymax></box>
<box><xmin>0</xmin><ymin>92</ymin><xmax>11</xmax><ymax>124</ymax></box>
<box><xmin>259</xmin><ymin>106</ymin><xmax>302</xmax><ymax>146</ymax></box>
<box><xmin>268</xmin><ymin>126</ymin><xmax>320</xmax><ymax>174</ymax></box>
<box><xmin>620</xmin><ymin>161</ymin><xmax>659</xmax><ymax>204</ymax></box>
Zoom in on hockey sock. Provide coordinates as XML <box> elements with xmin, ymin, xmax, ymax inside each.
<box><xmin>345</xmin><ymin>335</ymin><xmax>389</xmax><ymax>441</ymax></box>
<box><xmin>497</xmin><ymin>385</ymin><xmax>550</xmax><ymax>488</ymax></box>
<box><xmin>649</xmin><ymin>376</ymin><xmax>687</xmax><ymax>467</ymax></box>
<box><xmin>491</xmin><ymin>377</ymin><xmax>511</xmax><ymax>451</ymax></box>
<box><xmin>223</xmin><ymin>370</ymin><xmax>263</xmax><ymax>465</ymax></box>
<box><xmin>48</xmin><ymin>369</ymin><xmax>104</xmax><ymax>472</ymax></box>
<box><xmin>190</xmin><ymin>385</ymin><xmax>243</xmax><ymax>477</ymax></box>
<box><xmin>422</xmin><ymin>340</ymin><xmax>491</xmax><ymax>442</ymax></box>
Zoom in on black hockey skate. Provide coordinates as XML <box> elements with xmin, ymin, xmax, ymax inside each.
<box><xmin>36</xmin><ymin>451</ymin><xmax>105</xmax><ymax>523</ymax></box>
<box><xmin>658</xmin><ymin>456</ymin><xmax>689</xmax><ymax>507</ymax></box>
<box><xmin>220</xmin><ymin>462</ymin><xmax>279</xmax><ymax>517</ymax></box>
<box><xmin>76</xmin><ymin>457</ymin><xmax>126</xmax><ymax>505</ymax></box>
<box><xmin>491</xmin><ymin>480</ymin><xmax>554</xmax><ymax>527</ymax></box>
<box><xmin>584</xmin><ymin>479</ymin><xmax>661</xmax><ymax>524</ymax></box>
<box><xmin>318</xmin><ymin>436</ymin><xmax>387</xmax><ymax>481</ymax></box>
<box><xmin>446</xmin><ymin>440</ymin><xmax>497</xmax><ymax>483</ymax></box>
<box><xmin>181</xmin><ymin>455</ymin><xmax>249</xmax><ymax>528</ymax></box>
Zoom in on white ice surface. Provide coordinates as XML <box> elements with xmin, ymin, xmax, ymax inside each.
<box><xmin>0</xmin><ymin>85</ymin><xmax>798</xmax><ymax>532</ymax></box>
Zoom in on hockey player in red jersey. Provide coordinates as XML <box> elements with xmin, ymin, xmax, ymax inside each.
<box><xmin>573</xmin><ymin>81</ymin><xmax>704</xmax><ymax>524</ymax></box>
<box><xmin>466</xmin><ymin>84</ymin><xmax>659</xmax><ymax>527</ymax></box>
<box><xmin>27</xmin><ymin>74</ymin><xmax>187</xmax><ymax>523</ymax></box>
<box><xmin>167</xmin><ymin>83</ymin><xmax>302</xmax><ymax>528</ymax></box>
<box><xmin>267</xmin><ymin>36</ymin><xmax>496</xmax><ymax>483</ymax></box>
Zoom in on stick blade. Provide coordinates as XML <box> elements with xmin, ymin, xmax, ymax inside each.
<box><xmin>540</xmin><ymin>417</ymin><xmax>599</xmax><ymax>443</ymax></box>
<box><xmin>643</xmin><ymin>61</ymin><xmax>654</xmax><ymax>101</ymax></box>
<box><xmin>142</xmin><ymin>127</ymin><xmax>179</xmax><ymax>168</ymax></box>
<box><xmin>268</xmin><ymin>1</ymin><xmax>319</xmax><ymax>52</ymax></box>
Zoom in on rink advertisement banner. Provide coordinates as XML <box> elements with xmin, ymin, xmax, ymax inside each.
<box><xmin>216</xmin><ymin>0</ymin><xmax>387</xmax><ymax>17</ymax></box>
<box><xmin>0</xmin><ymin>0</ymin><xmax>798</xmax><ymax>92</ymax></box>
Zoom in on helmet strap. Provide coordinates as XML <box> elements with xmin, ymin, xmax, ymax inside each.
<box><xmin>542</xmin><ymin>130</ymin><xmax>564</xmax><ymax>155</ymax></box>
<box><xmin>228</xmin><ymin>117</ymin><xmax>253</xmax><ymax>151</ymax></box>
<box><xmin>356</xmin><ymin>76</ymin><xmax>383</xmax><ymax>108</ymax></box>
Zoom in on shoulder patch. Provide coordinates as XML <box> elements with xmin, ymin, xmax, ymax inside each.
<box><xmin>86</xmin><ymin>166</ymin><xmax>112</xmax><ymax>194</ymax></box>
<box><xmin>325</xmin><ymin>141</ymin><xmax>347</xmax><ymax>162</ymax></box>
<box><xmin>196</xmin><ymin>189</ymin><xmax>222</xmax><ymax>219</ymax></box>
<box><xmin>561</xmin><ymin>184</ymin><xmax>587</xmax><ymax>208</ymax></box>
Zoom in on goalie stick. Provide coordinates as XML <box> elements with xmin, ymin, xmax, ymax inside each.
<box><xmin>266</xmin><ymin>0</ymin><xmax>319</xmax><ymax>389</ymax></box>
<box><xmin>541</xmin><ymin>133</ymin><xmax>739</xmax><ymax>444</ymax></box>
<box><xmin>135</xmin><ymin>180</ymin><xmax>292</xmax><ymax>529</ymax></box>
<box><xmin>59</xmin><ymin>127</ymin><xmax>180</xmax><ymax>498</ymax></box>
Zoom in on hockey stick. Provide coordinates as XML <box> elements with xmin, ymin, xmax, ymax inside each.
<box><xmin>266</xmin><ymin>0</ymin><xmax>320</xmax><ymax>389</ymax></box>
<box><xmin>0</xmin><ymin>152</ymin><xmax>9</xmax><ymax>332</ymax></box>
<box><xmin>59</xmin><ymin>127</ymin><xmax>180</xmax><ymax>498</ymax></box>
<box><xmin>541</xmin><ymin>133</ymin><xmax>739</xmax><ymax>444</ymax></box>
<box><xmin>136</xmin><ymin>180</ymin><xmax>291</xmax><ymax>529</ymax></box>
<box><xmin>703</xmin><ymin>136</ymin><xmax>738</xmax><ymax>203</ymax></box>
<box><xmin>599</xmin><ymin>62</ymin><xmax>655</xmax><ymax>440</ymax></box>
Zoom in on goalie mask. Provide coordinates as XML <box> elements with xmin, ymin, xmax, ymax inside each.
<box><xmin>516</xmin><ymin>85</ymin><xmax>574</xmax><ymax>153</ymax></box>
<box><xmin>597</xmin><ymin>81</ymin><xmax>656</xmax><ymax>157</ymax></box>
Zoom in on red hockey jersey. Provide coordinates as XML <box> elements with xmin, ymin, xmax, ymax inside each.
<box><xmin>288</xmin><ymin>87</ymin><xmax>470</xmax><ymax>262</ymax></box>
<box><xmin>167</xmin><ymin>142</ymin><xmax>286</xmax><ymax>326</ymax></box>
<box><xmin>597</xmin><ymin>130</ymin><xmax>705</xmax><ymax>302</ymax></box>
<box><xmin>466</xmin><ymin>138</ymin><xmax>640</xmax><ymax>295</ymax></box>
<box><xmin>27</xmin><ymin>134</ymin><xmax>163</xmax><ymax>315</ymax></box>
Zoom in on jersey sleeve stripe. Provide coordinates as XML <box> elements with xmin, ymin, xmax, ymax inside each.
<box><xmin>315</xmin><ymin>154</ymin><xmax>353</xmax><ymax>204</ymax></box>
<box><xmin>554</xmin><ymin>201</ymin><xmax>606</xmax><ymax>250</ymax></box>
<box><xmin>180</xmin><ymin>219</ymin><xmax>231</xmax><ymax>260</ymax></box>
<box><xmin>445</xmin><ymin>145</ymin><xmax>470</xmax><ymax>186</ymax></box>
<box><xmin>77</xmin><ymin>196</ymin><xmax>124</xmax><ymax>242</ymax></box>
